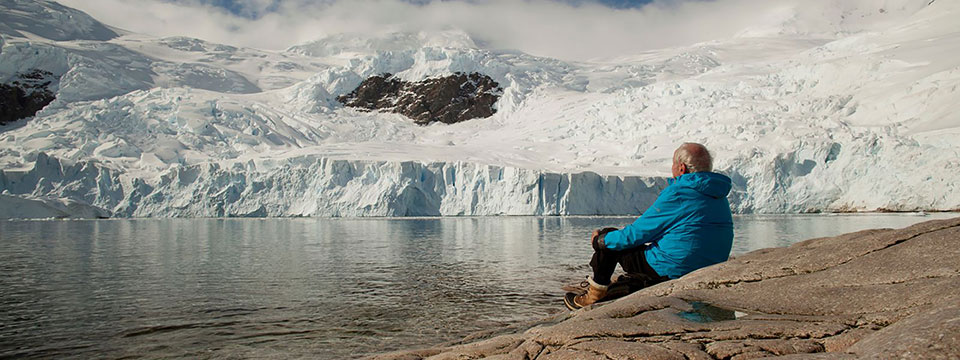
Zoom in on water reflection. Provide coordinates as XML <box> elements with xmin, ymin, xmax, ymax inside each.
<box><xmin>676</xmin><ymin>301</ymin><xmax>738</xmax><ymax>323</ymax></box>
<box><xmin>0</xmin><ymin>213</ymin><xmax>954</xmax><ymax>358</ymax></box>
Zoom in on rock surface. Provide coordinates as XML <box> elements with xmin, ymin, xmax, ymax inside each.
<box><xmin>369</xmin><ymin>217</ymin><xmax>960</xmax><ymax>359</ymax></box>
<box><xmin>337</xmin><ymin>72</ymin><xmax>502</xmax><ymax>125</ymax></box>
<box><xmin>0</xmin><ymin>69</ymin><xmax>56</xmax><ymax>125</ymax></box>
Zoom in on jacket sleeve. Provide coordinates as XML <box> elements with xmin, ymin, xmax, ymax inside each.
<box><xmin>602</xmin><ymin>187</ymin><xmax>681</xmax><ymax>251</ymax></box>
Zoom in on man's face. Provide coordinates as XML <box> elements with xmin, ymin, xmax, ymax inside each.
<box><xmin>672</xmin><ymin>159</ymin><xmax>682</xmax><ymax>178</ymax></box>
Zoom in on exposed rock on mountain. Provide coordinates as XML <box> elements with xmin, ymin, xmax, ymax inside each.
<box><xmin>0</xmin><ymin>69</ymin><xmax>56</xmax><ymax>125</ymax></box>
<box><xmin>338</xmin><ymin>72</ymin><xmax>502</xmax><ymax>125</ymax></box>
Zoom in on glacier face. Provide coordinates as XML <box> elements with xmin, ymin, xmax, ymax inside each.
<box><xmin>1</xmin><ymin>0</ymin><xmax>959</xmax><ymax>218</ymax></box>
<box><xmin>0</xmin><ymin>153</ymin><xmax>665</xmax><ymax>218</ymax></box>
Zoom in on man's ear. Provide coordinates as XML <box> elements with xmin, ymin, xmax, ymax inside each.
<box><xmin>678</xmin><ymin>163</ymin><xmax>688</xmax><ymax>175</ymax></box>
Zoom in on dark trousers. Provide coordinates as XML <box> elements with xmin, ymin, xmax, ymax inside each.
<box><xmin>590</xmin><ymin>242</ymin><xmax>666</xmax><ymax>286</ymax></box>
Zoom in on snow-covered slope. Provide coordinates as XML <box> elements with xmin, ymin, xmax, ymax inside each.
<box><xmin>1</xmin><ymin>0</ymin><xmax>958</xmax><ymax>218</ymax></box>
<box><xmin>0</xmin><ymin>0</ymin><xmax>118</xmax><ymax>41</ymax></box>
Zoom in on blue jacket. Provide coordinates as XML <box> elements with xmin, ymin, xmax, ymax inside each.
<box><xmin>602</xmin><ymin>172</ymin><xmax>734</xmax><ymax>279</ymax></box>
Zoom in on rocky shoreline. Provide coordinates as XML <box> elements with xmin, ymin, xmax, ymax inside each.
<box><xmin>369</xmin><ymin>217</ymin><xmax>960</xmax><ymax>359</ymax></box>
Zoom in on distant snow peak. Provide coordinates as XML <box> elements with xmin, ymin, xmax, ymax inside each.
<box><xmin>0</xmin><ymin>0</ymin><xmax>118</xmax><ymax>41</ymax></box>
<box><xmin>337</xmin><ymin>72</ymin><xmax>502</xmax><ymax>125</ymax></box>
<box><xmin>734</xmin><ymin>0</ymin><xmax>934</xmax><ymax>39</ymax></box>
<box><xmin>158</xmin><ymin>37</ymin><xmax>238</xmax><ymax>53</ymax></box>
<box><xmin>287</xmin><ymin>30</ymin><xmax>479</xmax><ymax>58</ymax></box>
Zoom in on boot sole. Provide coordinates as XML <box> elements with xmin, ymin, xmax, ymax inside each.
<box><xmin>563</xmin><ymin>292</ymin><xmax>581</xmax><ymax>311</ymax></box>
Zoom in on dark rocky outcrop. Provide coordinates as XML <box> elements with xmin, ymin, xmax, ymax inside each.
<box><xmin>338</xmin><ymin>72</ymin><xmax>502</xmax><ymax>125</ymax></box>
<box><xmin>369</xmin><ymin>217</ymin><xmax>960</xmax><ymax>359</ymax></box>
<box><xmin>1</xmin><ymin>69</ymin><xmax>56</xmax><ymax>125</ymax></box>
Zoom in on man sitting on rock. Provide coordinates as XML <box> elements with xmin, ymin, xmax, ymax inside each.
<box><xmin>565</xmin><ymin>142</ymin><xmax>734</xmax><ymax>310</ymax></box>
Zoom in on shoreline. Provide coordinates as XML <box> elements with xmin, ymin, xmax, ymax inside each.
<box><xmin>2</xmin><ymin>211</ymin><xmax>957</xmax><ymax>222</ymax></box>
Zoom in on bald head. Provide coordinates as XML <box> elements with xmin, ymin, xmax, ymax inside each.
<box><xmin>673</xmin><ymin>142</ymin><xmax>713</xmax><ymax>174</ymax></box>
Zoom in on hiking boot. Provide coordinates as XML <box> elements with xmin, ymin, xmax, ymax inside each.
<box><xmin>564</xmin><ymin>277</ymin><xmax>608</xmax><ymax>310</ymax></box>
<box><xmin>561</xmin><ymin>277</ymin><xmax>592</xmax><ymax>295</ymax></box>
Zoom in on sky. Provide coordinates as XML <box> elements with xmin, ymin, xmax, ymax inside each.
<box><xmin>57</xmin><ymin>0</ymin><xmax>787</xmax><ymax>61</ymax></box>
<box><xmin>173</xmin><ymin>0</ymin><xmax>660</xmax><ymax>18</ymax></box>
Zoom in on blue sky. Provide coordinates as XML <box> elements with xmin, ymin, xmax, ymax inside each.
<box><xmin>190</xmin><ymin>0</ymin><xmax>658</xmax><ymax>18</ymax></box>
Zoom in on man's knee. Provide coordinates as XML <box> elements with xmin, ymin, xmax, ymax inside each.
<box><xmin>617</xmin><ymin>249</ymin><xmax>646</xmax><ymax>272</ymax></box>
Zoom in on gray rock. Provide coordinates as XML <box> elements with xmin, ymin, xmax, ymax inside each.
<box><xmin>0</xmin><ymin>69</ymin><xmax>56</xmax><ymax>125</ymax></box>
<box><xmin>849</xmin><ymin>303</ymin><xmax>960</xmax><ymax>359</ymax></box>
<box><xmin>337</xmin><ymin>72</ymin><xmax>502</xmax><ymax>125</ymax></box>
<box><xmin>368</xmin><ymin>217</ymin><xmax>960</xmax><ymax>359</ymax></box>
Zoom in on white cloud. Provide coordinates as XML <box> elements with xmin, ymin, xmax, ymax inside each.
<box><xmin>58</xmin><ymin>0</ymin><xmax>793</xmax><ymax>60</ymax></box>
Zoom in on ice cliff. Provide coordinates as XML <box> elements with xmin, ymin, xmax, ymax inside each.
<box><xmin>0</xmin><ymin>153</ymin><xmax>664</xmax><ymax>218</ymax></box>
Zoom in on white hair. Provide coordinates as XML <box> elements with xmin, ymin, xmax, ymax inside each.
<box><xmin>674</xmin><ymin>142</ymin><xmax>713</xmax><ymax>173</ymax></box>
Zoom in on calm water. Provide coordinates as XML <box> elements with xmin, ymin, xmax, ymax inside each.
<box><xmin>0</xmin><ymin>213</ymin><xmax>955</xmax><ymax>359</ymax></box>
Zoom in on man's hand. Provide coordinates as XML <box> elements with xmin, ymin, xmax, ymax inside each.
<box><xmin>591</xmin><ymin>227</ymin><xmax>619</xmax><ymax>250</ymax></box>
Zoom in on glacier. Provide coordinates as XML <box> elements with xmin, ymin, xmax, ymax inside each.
<box><xmin>1</xmin><ymin>0</ymin><xmax>959</xmax><ymax>218</ymax></box>
<box><xmin>0</xmin><ymin>153</ymin><xmax>665</xmax><ymax>218</ymax></box>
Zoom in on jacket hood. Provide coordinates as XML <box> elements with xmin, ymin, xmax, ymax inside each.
<box><xmin>673</xmin><ymin>172</ymin><xmax>732</xmax><ymax>199</ymax></box>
